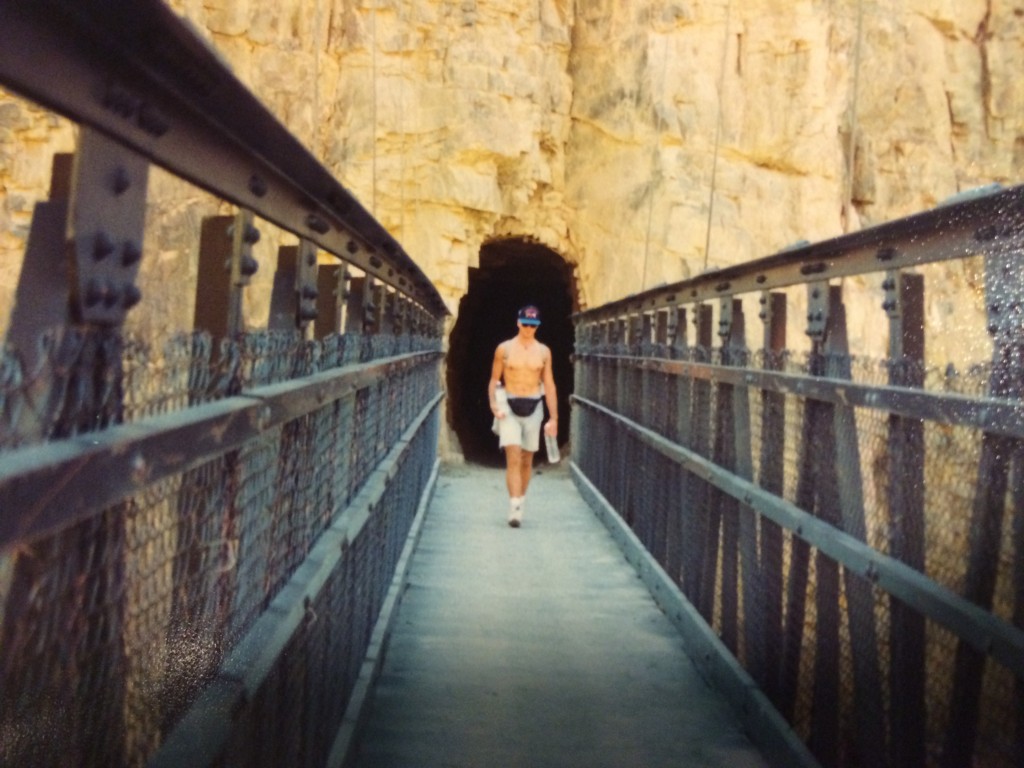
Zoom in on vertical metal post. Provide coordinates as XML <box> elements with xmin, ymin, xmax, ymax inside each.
<box><xmin>1</xmin><ymin>128</ymin><xmax>151</xmax><ymax>767</ymax></box>
<box><xmin>944</xmin><ymin>250</ymin><xmax>1024</xmax><ymax>767</ymax></box>
<box><xmin>691</xmin><ymin>304</ymin><xmax>715</xmax><ymax>617</ymax></box>
<box><xmin>664</xmin><ymin>306</ymin><xmax>687</xmax><ymax>587</ymax></box>
<box><xmin>268</xmin><ymin>240</ymin><xmax>318</xmax><ymax>333</ymax></box>
<box><xmin>295</xmin><ymin>239</ymin><xmax>319</xmax><ymax>333</ymax></box>
<box><xmin>778</xmin><ymin>283</ymin><xmax>829</xmax><ymax>720</ymax></box>
<box><xmin>759</xmin><ymin>291</ymin><xmax>787</xmax><ymax>702</ymax></box>
<box><xmin>823</xmin><ymin>285</ymin><xmax>886</xmax><ymax>767</ymax></box>
<box><xmin>314</xmin><ymin>264</ymin><xmax>346</xmax><ymax>341</ymax></box>
<box><xmin>885</xmin><ymin>271</ymin><xmax>927</xmax><ymax>768</ymax></box>
<box><xmin>195</xmin><ymin>210</ymin><xmax>259</xmax><ymax>338</ymax></box>
<box><xmin>344</xmin><ymin>277</ymin><xmax>368</xmax><ymax>335</ymax></box>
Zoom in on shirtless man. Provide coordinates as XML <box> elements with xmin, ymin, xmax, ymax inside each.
<box><xmin>488</xmin><ymin>305</ymin><xmax>558</xmax><ymax>527</ymax></box>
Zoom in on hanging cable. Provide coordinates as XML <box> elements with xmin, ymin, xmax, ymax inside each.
<box><xmin>844</xmin><ymin>0</ymin><xmax>865</xmax><ymax>233</ymax></box>
<box><xmin>399</xmin><ymin>0</ymin><xmax>407</xmax><ymax>241</ymax></box>
<box><xmin>640</xmin><ymin>34</ymin><xmax>671</xmax><ymax>292</ymax></box>
<box><xmin>702</xmin><ymin>0</ymin><xmax>731</xmax><ymax>273</ymax></box>
<box><xmin>312</xmin><ymin>0</ymin><xmax>321</xmax><ymax>156</ymax></box>
<box><xmin>371</xmin><ymin>0</ymin><xmax>378</xmax><ymax>215</ymax></box>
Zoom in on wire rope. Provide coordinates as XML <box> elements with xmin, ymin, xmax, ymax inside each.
<box><xmin>844</xmin><ymin>0</ymin><xmax>865</xmax><ymax>233</ymax></box>
<box><xmin>701</xmin><ymin>0</ymin><xmax>732</xmax><ymax>273</ymax></box>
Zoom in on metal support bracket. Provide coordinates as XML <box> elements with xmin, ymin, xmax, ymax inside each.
<box><xmin>984</xmin><ymin>250</ymin><xmax>1024</xmax><ymax>347</ymax></box>
<box><xmin>718</xmin><ymin>296</ymin><xmax>733</xmax><ymax>339</ymax></box>
<box><xmin>227</xmin><ymin>209</ymin><xmax>260</xmax><ymax>334</ymax></box>
<box><xmin>806</xmin><ymin>281</ymin><xmax>830</xmax><ymax>340</ymax></box>
<box><xmin>68</xmin><ymin>127</ymin><xmax>149</xmax><ymax>326</ymax></box>
<box><xmin>629</xmin><ymin>314</ymin><xmax>644</xmax><ymax>355</ymax></box>
<box><xmin>363</xmin><ymin>278</ymin><xmax>378</xmax><ymax>333</ymax></box>
<box><xmin>881</xmin><ymin>270</ymin><xmax>901</xmax><ymax>319</ymax></box>
<box><xmin>295</xmin><ymin>239</ymin><xmax>319</xmax><ymax>327</ymax></box>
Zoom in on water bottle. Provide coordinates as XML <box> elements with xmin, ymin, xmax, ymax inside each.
<box><xmin>545</xmin><ymin>432</ymin><xmax>560</xmax><ymax>464</ymax></box>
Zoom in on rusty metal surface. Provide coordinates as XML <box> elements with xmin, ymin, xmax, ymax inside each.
<box><xmin>572</xmin><ymin>223</ymin><xmax>1024</xmax><ymax>767</ymax></box>
<box><xmin>0</xmin><ymin>0</ymin><xmax>448</xmax><ymax>318</ymax></box>
<box><xmin>574</xmin><ymin>184</ymin><xmax>1024</xmax><ymax>324</ymax></box>
<box><xmin>0</xmin><ymin>329</ymin><xmax>443</xmax><ymax>767</ymax></box>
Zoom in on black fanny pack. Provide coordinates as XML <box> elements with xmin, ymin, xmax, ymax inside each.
<box><xmin>507</xmin><ymin>397</ymin><xmax>541</xmax><ymax>417</ymax></box>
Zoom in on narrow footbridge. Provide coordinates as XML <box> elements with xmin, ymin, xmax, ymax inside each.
<box><xmin>1</xmin><ymin>4</ymin><xmax>1023</xmax><ymax>768</ymax></box>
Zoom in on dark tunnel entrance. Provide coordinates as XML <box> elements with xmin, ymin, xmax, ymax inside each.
<box><xmin>447</xmin><ymin>240</ymin><xmax>577</xmax><ymax>466</ymax></box>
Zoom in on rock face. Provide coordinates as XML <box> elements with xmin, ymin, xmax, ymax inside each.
<box><xmin>1</xmin><ymin>0</ymin><xmax>1021</xmax><ymax>358</ymax></box>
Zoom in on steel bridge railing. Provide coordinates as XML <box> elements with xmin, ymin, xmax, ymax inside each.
<box><xmin>572</xmin><ymin>186</ymin><xmax>1024</xmax><ymax>768</ymax></box>
<box><xmin>0</xmin><ymin>2</ymin><xmax>447</xmax><ymax>767</ymax></box>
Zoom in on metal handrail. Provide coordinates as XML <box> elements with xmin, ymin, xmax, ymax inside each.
<box><xmin>0</xmin><ymin>349</ymin><xmax>441</xmax><ymax>549</ymax></box>
<box><xmin>0</xmin><ymin>0</ymin><xmax>448</xmax><ymax>319</ymax></box>
<box><xmin>575</xmin><ymin>183</ymin><xmax>1024</xmax><ymax>322</ymax></box>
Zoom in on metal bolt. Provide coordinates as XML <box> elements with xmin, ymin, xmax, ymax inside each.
<box><xmin>306</xmin><ymin>250</ymin><xmax>316</xmax><ymax>267</ymax></box>
<box><xmin>85</xmin><ymin>278</ymin><xmax>104</xmax><ymax>307</ymax></box>
<box><xmin>102</xmin><ymin>282</ymin><xmax>121</xmax><ymax>308</ymax></box>
<box><xmin>346</xmin><ymin>240</ymin><xmax>359</xmax><ymax>254</ymax></box>
<box><xmin>811</xmin><ymin>288</ymin><xmax>820</xmax><ymax>299</ymax></box>
<box><xmin>240</xmin><ymin>254</ymin><xmax>259</xmax><ymax>277</ymax></box>
<box><xmin>94</xmin><ymin>231</ymin><xmax>116</xmax><ymax>260</ymax></box>
<box><xmin>112</xmin><ymin>167</ymin><xmax>131</xmax><ymax>195</ymax></box>
<box><xmin>121</xmin><ymin>240</ymin><xmax>142</xmax><ymax>267</ymax></box>
<box><xmin>301</xmin><ymin>285</ymin><xmax>319</xmax><ymax>300</ymax></box>
<box><xmin>306</xmin><ymin>213</ymin><xmax>329</xmax><ymax>234</ymax></box>
<box><xmin>248</xmin><ymin>174</ymin><xmax>268</xmax><ymax>197</ymax></box>
<box><xmin>122</xmin><ymin>284</ymin><xmax>143</xmax><ymax>309</ymax></box>
<box><xmin>243</xmin><ymin>224</ymin><xmax>261</xmax><ymax>245</ymax></box>
<box><xmin>130</xmin><ymin>453</ymin><xmax>148</xmax><ymax>485</ymax></box>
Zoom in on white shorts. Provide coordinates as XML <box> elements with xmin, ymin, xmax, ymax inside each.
<box><xmin>496</xmin><ymin>401</ymin><xmax>543</xmax><ymax>452</ymax></box>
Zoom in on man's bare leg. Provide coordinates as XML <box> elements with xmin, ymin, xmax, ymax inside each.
<box><xmin>519</xmin><ymin>450</ymin><xmax>534</xmax><ymax>495</ymax></box>
<box><xmin>505</xmin><ymin>445</ymin><xmax>524</xmax><ymax>498</ymax></box>
<box><xmin>505</xmin><ymin>445</ymin><xmax>527</xmax><ymax>527</ymax></box>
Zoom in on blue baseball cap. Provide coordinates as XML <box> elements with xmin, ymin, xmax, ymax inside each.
<box><xmin>517</xmin><ymin>305</ymin><xmax>541</xmax><ymax>326</ymax></box>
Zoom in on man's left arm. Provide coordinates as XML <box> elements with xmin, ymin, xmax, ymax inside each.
<box><xmin>542</xmin><ymin>347</ymin><xmax>558</xmax><ymax>436</ymax></box>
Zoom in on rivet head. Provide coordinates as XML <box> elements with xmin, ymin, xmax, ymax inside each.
<box><xmin>123</xmin><ymin>284</ymin><xmax>143</xmax><ymax>309</ymax></box>
<box><xmin>93</xmin><ymin>231</ymin><xmax>116</xmax><ymax>261</ymax></box>
<box><xmin>85</xmin><ymin>278</ymin><xmax>104</xmax><ymax>307</ymax></box>
<box><xmin>112</xmin><ymin>167</ymin><xmax>131</xmax><ymax>195</ymax></box>
<box><xmin>248</xmin><ymin>174</ymin><xmax>268</xmax><ymax>197</ymax></box>
<box><xmin>240</xmin><ymin>254</ymin><xmax>259</xmax><ymax>277</ymax></box>
<box><xmin>244</xmin><ymin>225</ymin><xmax>261</xmax><ymax>245</ymax></box>
<box><xmin>102</xmin><ymin>282</ymin><xmax>121</xmax><ymax>308</ymax></box>
<box><xmin>121</xmin><ymin>241</ymin><xmax>142</xmax><ymax>267</ymax></box>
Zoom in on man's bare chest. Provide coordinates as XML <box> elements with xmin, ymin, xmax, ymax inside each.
<box><xmin>504</xmin><ymin>344</ymin><xmax>545</xmax><ymax>372</ymax></box>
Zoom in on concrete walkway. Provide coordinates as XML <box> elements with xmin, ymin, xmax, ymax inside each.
<box><xmin>351</xmin><ymin>463</ymin><xmax>773</xmax><ymax>768</ymax></box>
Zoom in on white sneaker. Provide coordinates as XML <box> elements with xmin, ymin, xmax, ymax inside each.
<box><xmin>508</xmin><ymin>499</ymin><xmax>523</xmax><ymax>528</ymax></box>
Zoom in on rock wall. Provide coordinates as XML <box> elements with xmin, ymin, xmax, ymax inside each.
<box><xmin>1</xmin><ymin>0</ymin><xmax>1021</xmax><ymax>362</ymax></box>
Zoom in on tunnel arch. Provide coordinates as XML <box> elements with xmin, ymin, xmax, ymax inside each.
<box><xmin>447</xmin><ymin>239</ymin><xmax>577</xmax><ymax>465</ymax></box>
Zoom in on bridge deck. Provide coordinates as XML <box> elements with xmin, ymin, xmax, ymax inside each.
<box><xmin>351</xmin><ymin>463</ymin><xmax>772</xmax><ymax>768</ymax></box>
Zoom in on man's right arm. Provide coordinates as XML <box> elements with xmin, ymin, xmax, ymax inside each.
<box><xmin>488</xmin><ymin>343</ymin><xmax>506</xmax><ymax>418</ymax></box>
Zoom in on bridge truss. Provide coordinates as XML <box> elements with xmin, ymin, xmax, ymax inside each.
<box><xmin>573</xmin><ymin>185</ymin><xmax>1024</xmax><ymax>768</ymax></box>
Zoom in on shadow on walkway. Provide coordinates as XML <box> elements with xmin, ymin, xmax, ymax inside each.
<box><xmin>352</xmin><ymin>463</ymin><xmax>772</xmax><ymax>768</ymax></box>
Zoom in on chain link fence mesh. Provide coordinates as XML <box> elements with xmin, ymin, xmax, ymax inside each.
<box><xmin>573</xmin><ymin>337</ymin><xmax>1023</xmax><ymax>768</ymax></box>
<box><xmin>0</xmin><ymin>327</ymin><xmax>442</xmax><ymax>767</ymax></box>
